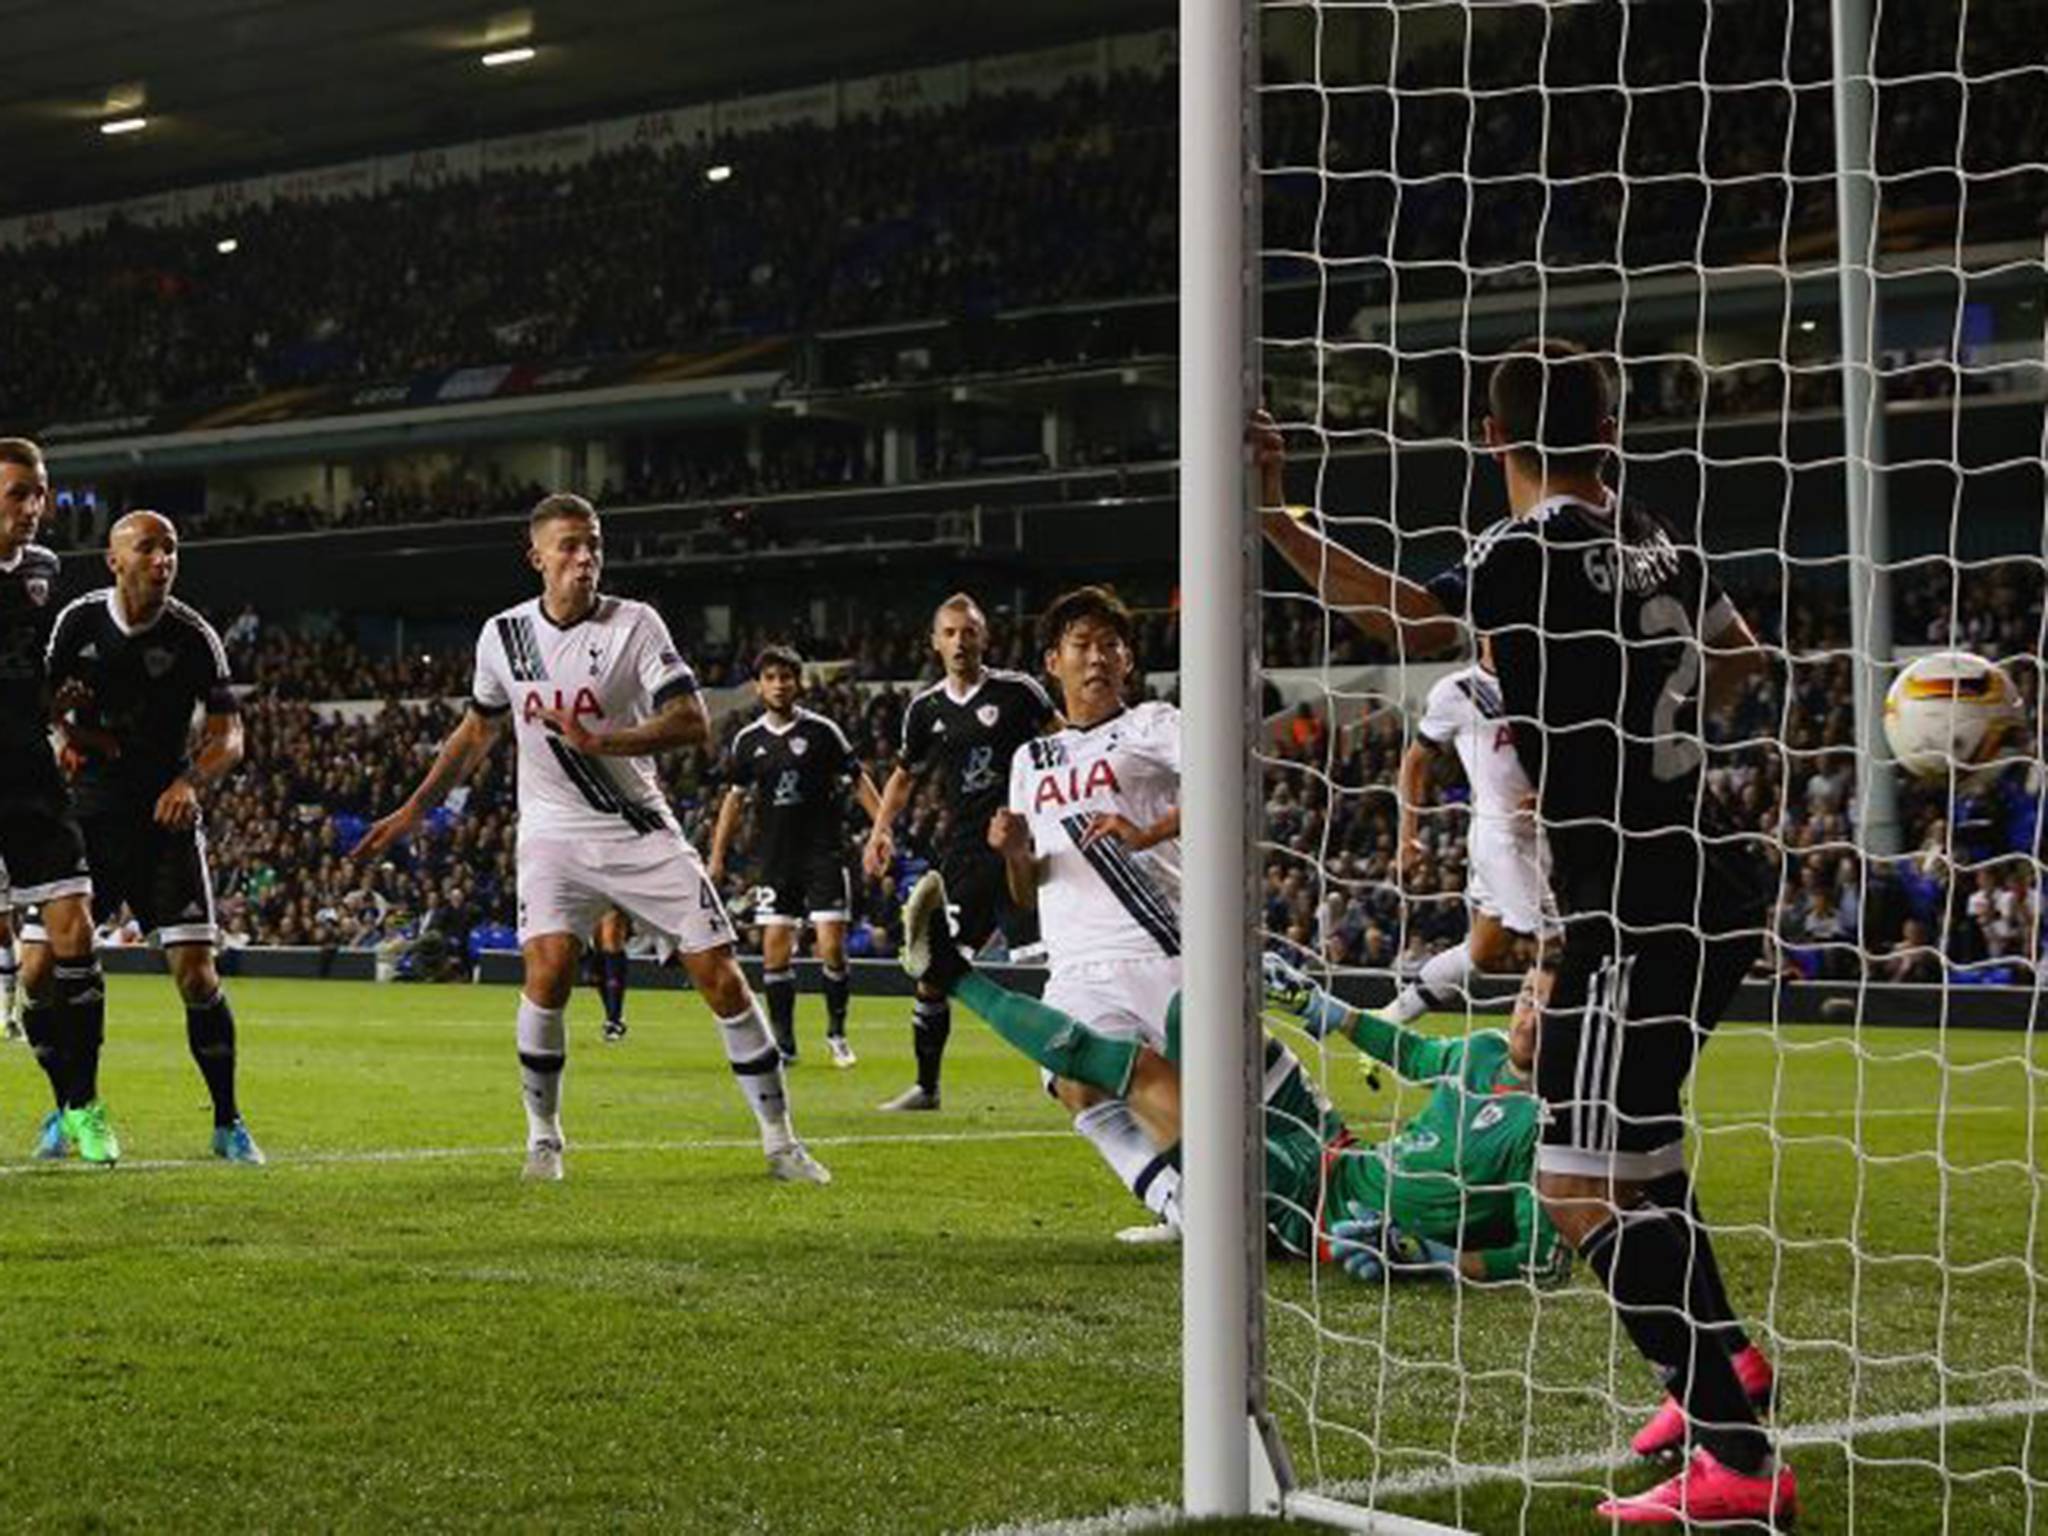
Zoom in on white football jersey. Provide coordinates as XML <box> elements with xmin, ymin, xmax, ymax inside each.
<box><xmin>1417</xmin><ymin>664</ymin><xmax>1533</xmax><ymax>829</ymax></box>
<box><xmin>471</xmin><ymin>594</ymin><xmax>698</xmax><ymax>845</ymax></box>
<box><xmin>1008</xmin><ymin>700</ymin><xmax>1181</xmax><ymax>966</ymax></box>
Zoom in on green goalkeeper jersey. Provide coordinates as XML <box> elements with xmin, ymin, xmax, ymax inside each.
<box><xmin>1161</xmin><ymin>998</ymin><xmax>1563</xmax><ymax>1283</ymax></box>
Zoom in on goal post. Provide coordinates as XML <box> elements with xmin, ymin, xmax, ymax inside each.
<box><xmin>1177</xmin><ymin>0</ymin><xmax>1264</xmax><ymax>1519</ymax></box>
<box><xmin>1181</xmin><ymin>0</ymin><xmax>2047</xmax><ymax>1531</ymax></box>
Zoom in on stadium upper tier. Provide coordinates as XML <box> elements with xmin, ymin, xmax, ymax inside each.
<box><xmin>5</xmin><ymin>0</ymin><xmax>2042</xmax><ymax>437</ymax></box>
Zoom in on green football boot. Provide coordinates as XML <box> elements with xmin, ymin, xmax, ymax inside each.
<box><xmin>62</xmin><ymin>1100</ymin><xmax>120</xmax><ymax>1167</ymax></box>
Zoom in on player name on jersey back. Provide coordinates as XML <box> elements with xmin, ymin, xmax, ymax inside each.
<box><xmin>472</xmin><ymin>595</ymin><xmax>697</xmax><ymax>843</ymax></box>
<box><xmin>1009</xmin><ymin>700</ymin><xmax>1182</xmax><ymax>964</ymax></box>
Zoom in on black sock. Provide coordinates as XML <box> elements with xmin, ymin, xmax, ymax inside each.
<box><xmin>53</xmin><ymin>960</ymin><xmax>106</xmax><ymax>1109</ymax></box>
<box><xmin>599</xmin><ymin>951</ymin><xmax>628</xmax><ymax>1027</ymax></box>
<box><xmin>763</xmin><ymin>969</ymin><xmax>798</xmax><ymax>1056</ymax></box>
<box><xmin>21</xmin><ymin>997</ymin><xmax>66</xmax><ymax>1110</ymax></box>
<box><xmin>821</xmin><ymin>965</ymin><xmax>850</xmax><ymax>1037</ymax></box>
<box><xmin>912</xmin><ymin>993</ymin><xmax>950</xmax><ymax>1095</ymax></box>
<box><xmin>1645</xmin><ymin>1170</ymin><xmax>1754</xmax><ymax>1363</ymax></box>
<box><xmin>186</xmin><ymin>990</ymin><xmax>241</xmax><ymax>1128</ymax></box>
<box><xmin>1582</xmin><ymin>1209</ymin><xmax>1770</xmax><ymax>1475</ymax></box>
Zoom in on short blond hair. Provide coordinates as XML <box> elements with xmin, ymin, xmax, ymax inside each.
<box><xmin>529</xmin><ymin>492</ymin><xmax>598</xmax><ymax>540</ymax></box>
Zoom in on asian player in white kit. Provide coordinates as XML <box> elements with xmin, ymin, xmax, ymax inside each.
<box><xmin>357</xmin><ymin>495</ymin><xmax>829</xmax><ymax>1185</ymax></box>
<box><xmin>988</xmin><ymin>586</ymin><xmax>1183</xmax><ymax>1240</ymax></box>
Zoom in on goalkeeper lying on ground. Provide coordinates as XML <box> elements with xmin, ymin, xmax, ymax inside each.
<box><xmin>898</xmin><ymin>869</ymin><xmax>1568</xmax><ymax>1287</ymax></box>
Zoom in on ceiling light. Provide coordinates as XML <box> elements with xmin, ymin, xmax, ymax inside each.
<box><xmin>481</xmin><ymin>46</ymin><xmax>536</xmax><ymax>67</ymax></box>
<box><xmin>100</xmin><ymin>116</ymin><xmax>148</xmax><ymax>136</ymax></box>
<box><xmin>1799</xmin><ymin>319</ymin><xmax>1818</xmax><ymax>333</ymax></box>
<box><xmin>217</xmin><ymin>237</ymin><xmax>239</xmax><ymax>254</ymax></box>
<box><xmin>705</xmin><ymin>164</ymin><xmax>733</xmax><ymax>184</ymax></box>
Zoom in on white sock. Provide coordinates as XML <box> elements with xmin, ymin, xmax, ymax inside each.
<box><xmin>0</xmin><ymin>942</ymin><xmax>15</xmax><ymax>1012</ymax></box>
<box><xmin>717</xmin><ymin>1003</ymin><xmax>794</xmax><ymax>1153</ymax></box>
<box><xmin>1386</xmin><ymin>940</ymin><xmax>1474</xmax><ymax>1024</ymax></box>
<box><xmin>516</xmin><ymin>996</ymin><xmax>567</xmax><ymax>1145</ymax></box>
<box><xmin>1073</xmin><ymin>1099</ymin><xmax>1182</xmax><ymax>1224</ymax></box>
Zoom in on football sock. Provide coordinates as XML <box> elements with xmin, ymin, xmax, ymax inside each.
<box><xmin>1073</xmin><ymin>1099</ymin><xmax>1182</xmax><ymax>1223</ymax></box>
<box><xmin>952</xmin><ymin>971</ymin><xmax>1141</xmax><ymax>1098</ymax></box>
<box><xmin>1581</xmin><ymin>1206</ymin><xmax>1771</xmax><ymax>1476</ymax></box>
<box><xmin>821</xmin><ymin>964</ymin><xmax>850</xmax><ymax>1038</ymax></box>
<box><xmin>598</xmin><ymin>950</ymin><xmax>628</xmax><ymax>1028</ymax></box>
<box><xmin>185</xmin><ymin>990</ymin><xmax>241</xmax><ymax>1128</ymax></box>
<box><xmin>911</xmin><ymin>992</ymin><xmax>951</xmax><ymax>1096</ymax></box>
<box><xmin>54</xmin><ymin>959</ymin><xmax>106</xmax><ymax>1109</ymax></box>
<box><xmin>516</xmin><ymin>996</ymin><xmax>567</xmax><ymax>1145</ymax></box>
<box><xmin>1646</xmin><ymin>1170</ymin><xmax>1754</xmax><ymax>1360</ymax></box>
<box><xmin>1385</xmin><ymin>940</ymin><xmax>1473</xmax><ymax>1025</ymax></box>
<box><xmin>717</xmin><ymin>1003</ymin><xmax>793</xmax><ymax>1152</ymax></box>
<box><xmin>21</xmin><ymin>995</ymin><xmax>65</xmax><ymax>1108</ymax></box>
<box><xmin>0</xmin><ymin>939</ymin><xmax>16</xmax><ymax>1013</ymax></box>
<box><xmin>762</xmin><ymin>967</ymin><xmax>798</xmax><ymax>1056</ymax></box>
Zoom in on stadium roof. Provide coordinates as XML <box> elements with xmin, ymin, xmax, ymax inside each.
<box><xmin>0</xmin><ymin>0</ymin><xmax>1173</xmax><ymax>217</ymax></box>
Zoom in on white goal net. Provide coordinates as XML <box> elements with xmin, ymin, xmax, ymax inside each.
<box><xmin>1196</xmin><ymin>0</ymin><xmax>2048</xmax><ymax>1529</ymax></box>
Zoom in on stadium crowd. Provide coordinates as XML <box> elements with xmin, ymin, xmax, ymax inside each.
<box><xmin>163</xmin><ymin>551</ymin><xmax>2042</xmax><ymax>990</ymax></box>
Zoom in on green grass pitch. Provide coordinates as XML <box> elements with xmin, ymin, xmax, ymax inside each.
<box><xmin>0</xmin><ymin>976</ymin><xmax>2040</xmax><ymax>1534</ymax></box>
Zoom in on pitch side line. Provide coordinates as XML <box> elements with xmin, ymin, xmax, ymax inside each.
<box><xmin>0</xmin><ymin>1126</ymin><xmax>1082</xmax><ymax>1177</ymax></box>
<box><xmin>0</xmin><ymin>1103</ymin><xmax>2029</xmax><ymax>1178</ymax></box>
<box><xmin>961</xmin><ymin>1396</ymin><xmax>2048</xmax><ymax>1536</ymax></box>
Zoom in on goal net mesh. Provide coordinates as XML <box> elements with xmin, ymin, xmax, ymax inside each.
<box><xmin>1248</xmin><ymin>0</ymin><xmax>2047</xmax><ymax>1527</ymax></box>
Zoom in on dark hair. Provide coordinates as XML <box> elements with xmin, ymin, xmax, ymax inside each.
<box><xmin>1037</xmin><ymin>584</ymin><xmax>1136</xmax><ymax>656</ymax></box>
<box><xmin>1486</xmin><ymin>338</ymin><xmax>1616</xmax><ymax>475</ymax></box>
<box><xmin>754</xmin><ymin>643</ymin><xmax>804</xmax><ymax>678</ymax></box>
<box><xmin>0</xmin><ymin>437</ymin><xmax>45</xmax><ymax>474</ymax></box>
<box><xmin>529</xmin><ymin>492</ymin><xmax>598</xmax><ymax>538</ymax></box>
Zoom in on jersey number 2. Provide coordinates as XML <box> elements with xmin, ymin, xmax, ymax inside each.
<box><xmin>1638</xmin><ymin>594</ymin><xmax>1702</xmax><ymax>782</ymax></box>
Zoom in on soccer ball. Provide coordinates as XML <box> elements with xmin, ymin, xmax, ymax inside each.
<box><xmin>1882</xmin><ymin>651</ymin><xmax>2025</xmax><ymax>780</ymax></box>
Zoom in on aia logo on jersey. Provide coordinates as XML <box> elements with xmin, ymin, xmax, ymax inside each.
<box><xmin>523</xmin><ymin>687</ymin><xmax>604</xmax><ymax>724</ymax></box>
<box><xmin>976</xmin><ymin>703</ymin><xmax>999</xmax><ymax>727</ymax></box>
<box><xmin>1031</xmin><ymin>758</ymin><xmax>1119</xmax><ymax>812</ymax></box>
<box><xmin>1493</xmin><ymin>724</ymin><xmax>1515</xmax><ymax>754</ymax></box>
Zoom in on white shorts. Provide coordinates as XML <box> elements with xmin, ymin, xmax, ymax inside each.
<box><xmin>518</xmin><ymin>832</ymin><xmax>736</xmax><ymax>959</ymax></box>
<box><xmin>1467</xmin><ymin>823</ymin><xmax>1558</xmax><ymax>938</ymax></box>
<box><xmin>1042</xmin><ymin>955</ymin><xmax>1181</xmax><ymax>1050</ymax></box>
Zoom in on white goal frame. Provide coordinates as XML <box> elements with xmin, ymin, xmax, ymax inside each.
<box><xmin>1177</xmin><ymin>0</ymin><xmax>1919</xmax><ymax>1526</ymax></box>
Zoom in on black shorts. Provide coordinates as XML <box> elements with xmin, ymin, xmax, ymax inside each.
<box><xmin>81</xmin><ymin>811</ymin><xmax>218</xmax><ymax>946</ymax></box>
<box><xmin>755</xmin><ymin>843</ymin><xmax>852</xmax><ymax>928</ymax></box>
<box><xmin>939</xmin><ymin>839</ymin><xmax>1039</xmax><ymax>953</ymax></box>
<box><xmin>1535</xmin><ymin>845</ymin><xmax>1768</xmax><ymax>1180</ymax></box>
<box><xmin>0</xmin><ymin>789</ymin><xmax>93</xmax><ymax>909</ymax></box>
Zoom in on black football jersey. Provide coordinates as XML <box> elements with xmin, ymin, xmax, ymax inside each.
<box><xmin>45</xmin><ymin>588</ymin><xmax>239</xmax><ymax>817</ymax></box>
<box><xmin>727</xmin><ymin>707</ymin><xmax>858</xmax><ymax>868</ymax></box>
<box><xmin>898</xmin><ymin>668</ymin><xmax>1057</xmax><ymax>849</ymax></box>
<box><xmin>1432</xmin><ymin>495</ymin><xmax>1738</xmax><ymax>920</ymax></box>
<box><xmin>0</xmin><ymin>542</ymin><xmax>62</xmax><ymax>780</ymax></box>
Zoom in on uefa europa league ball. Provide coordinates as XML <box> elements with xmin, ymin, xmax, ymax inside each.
<box><xmin>1882</xmin><ymin>650</ymin><xmax>2025</xmax><ymax>781</ymax></box>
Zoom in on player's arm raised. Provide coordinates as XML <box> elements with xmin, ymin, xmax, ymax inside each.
<box><xmin>356</xmin><ymin>706</ymin><xmax>506</xmax><ymax>859</ymax></box>
<box><xmin>1252</xmin><ymin>411</ymin><xmax>1464</xmax><ymax>656</ymax></box>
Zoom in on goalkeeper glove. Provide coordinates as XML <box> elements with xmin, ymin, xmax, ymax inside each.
<box><xmin>1261</xmin><ymin>951</ymin><xmax>1352</xmax><ymax>1040</ymax></box>
<box><xmin>1327</xmin><ymin>1204</ymin><xmax>1459</xmax><ymax>1285</ymax></box>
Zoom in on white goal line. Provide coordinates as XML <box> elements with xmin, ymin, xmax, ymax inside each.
<box><xmin>958</xmin><ymin>1396</ymin><xmax>2048</xmax><ymax>1536</ymax></box>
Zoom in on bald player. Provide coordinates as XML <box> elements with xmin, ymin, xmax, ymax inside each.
<box><xmin>27</xmin><ymin>509</ymin><xmax>259</xmax><ymax>1164</ymax></box>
